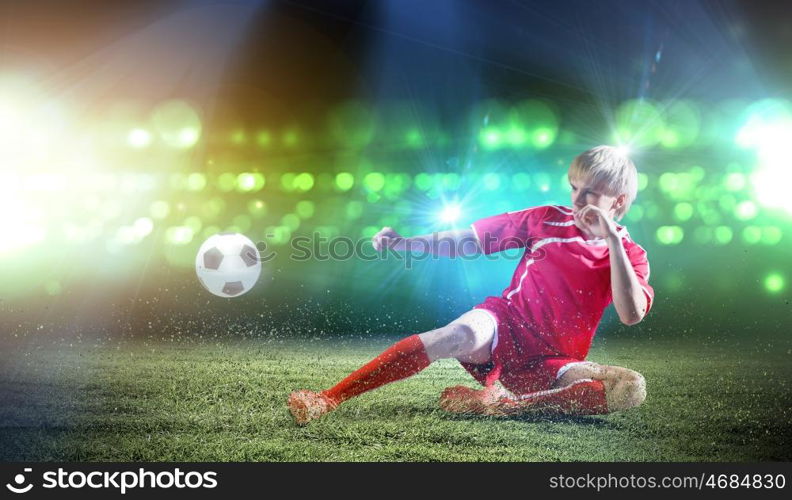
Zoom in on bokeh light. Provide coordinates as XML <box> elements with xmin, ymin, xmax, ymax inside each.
<box><xmin>151</xmin><ymin>100</ymin><xmax>202</xmax><ymax>149</ymax></box>
<box><xmin>764</xmin><ymin>273</ymin><xmax>785</xmax><ymax>294</ymax></box>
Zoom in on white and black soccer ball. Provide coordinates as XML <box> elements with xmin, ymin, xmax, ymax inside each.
<box><xmin>195</xmin><ymin>233</ymin><xmax>261</xmax><ymax>298</ymax></box>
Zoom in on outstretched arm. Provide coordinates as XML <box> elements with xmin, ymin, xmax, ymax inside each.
<box><xmin>371</xmin><ymin>227</ymin><xmax>482</xmax><ymax>257</ymax></box>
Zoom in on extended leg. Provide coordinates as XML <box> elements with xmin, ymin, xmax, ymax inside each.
<box><xmin>287</xmin><ymin>309</ymin><xmax>496</xmax><ymax>424</ymax></box>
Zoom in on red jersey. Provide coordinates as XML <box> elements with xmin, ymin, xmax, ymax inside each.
<box><xmin>471</xmin><ymin>204</ymin><xmax>654</xmax><ymax>359</ymax></box>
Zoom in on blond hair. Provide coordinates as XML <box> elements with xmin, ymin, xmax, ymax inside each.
<box><xmin>569</xmin><ymin>145</ymin><xmax>638</xmax><ymax>221</ymax></box>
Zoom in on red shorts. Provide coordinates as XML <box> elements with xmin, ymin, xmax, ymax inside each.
<box><xmin>459</xmin><ymin>296</ymin><xmax>584</xmax><ymax>395</ymax></box>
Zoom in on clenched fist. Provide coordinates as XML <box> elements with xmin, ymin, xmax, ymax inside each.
<box><xmin>372</xmin><ymin>226</ymin><xmax>404</xmax><ymax>251</ymax></box>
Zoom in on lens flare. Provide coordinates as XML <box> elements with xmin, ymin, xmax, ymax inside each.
<box><xmin>438</xmin><ymin>203</ymin><xmax>462</xmax><ymax>224</ymax></box>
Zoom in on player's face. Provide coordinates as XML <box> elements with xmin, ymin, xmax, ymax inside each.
<box><xmin>569</xmin><ymin>176</ymin><xmax>619</xmax><ymax>225</ymax></box>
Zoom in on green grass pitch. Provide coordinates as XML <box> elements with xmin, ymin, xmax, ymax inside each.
<box><xmin>1</xmin><ymin>336</ymin><xmax>790</xmax><ymax>461</ymax></box>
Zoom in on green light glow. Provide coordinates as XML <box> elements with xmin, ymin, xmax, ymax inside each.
<box><xmin>405</xmin><ymin>129</ymin><xmax>425</xmax><ymax>148</ymax></box>
<box><xmin>614</xmin><ymin>99</ymin><xmax>665</xmax><ymax>148</ymax></box>
<box><xmin>202</xmin><ymin>198</ymin><xmax>225</xmax><ymax>218</ymax></box>
<box><xmin>165</xmin><ymin>226</ymin><xmax>194</xmax><ymax>245</ymax></box>
<box><xmin>761</xmin><ymin>226</ymin><xmax>782</xmax><ymax>245</ymax></box>
<box><xmin>734</xmin><ymin>200</ymin><xmax>758</xmax><ymax>220</ymax></box>
<box><xmin>713</xmin><ymin>226</ymin><xmax>733</xmax><ymax>245</ymax></box>
<box><xmin>637</xmin><ymin>173</ymin><xmax>649</xmax><ymax>191</ymax></box>
<box><xmin>534</xmin><ymin>172</ymin><xmax>552</xmax><ymax>193</ymax></box>
<box><xmin>184</xmin><ymin>216</ymin><xmax>202</xmax><ymax>233</ymax></box>
<box><xmin>480</xmin><ymin>127</ymin><xmax>502</xmax><ymax>149</ymax></box>
<box><xmin>282</xmin><ymin>130</ymin><xmax>299</xmax><ymax>147</ymax></box>
<box><xmin>335</xmin><ymin>172</ymin><xmax>354</xmax><ymax>191</ymax></box>
<box><xmin>688</xmin><ymin>166</ymin><xmax>705</xmax><ymax>182</ymax></box>
<box><xmin>346</xmin><ymin>201</ymin><xmax>363</xmax><ymax>220</ymax></box>
<box><xmin>442</xmin><ymin>173</ymin><xmax>461</xmax><ymax>190</ymax></box>
<box><xmin>248</xmin><ymin>199</ymin><xmax>267</xmax><ymax>217</ymax></box>
<box><xmin>658</xmin><ymin>172</ymin><xmax>696</xmax><ymax>199</ymax></box>
<box><xmin>230</xmin><ymin>129</ymin><xmax>246</xmax><ymax>145</ymax></box>
<box><xmin>217</xmin><ymin>173</ymin><xmax>236</xmax><ymax>192</ymax></box>
<box><xmin>483</xmin><ymin>173</ymin><xmax>501</xmax><ymax>191</ymax></box>
<box><xmin>328</xmin><ymin>101</ymin><xmax>375</xmax><ymax>149</ymax></box>
<box><xmin>658</xmin><ymin>129</ymin><xmax>679</xmax><ymax>148</ymax></box>
<box><xmin>265</xmin><ymin>226</ymin><xmax>291</xmax><ymax>245</ymax></box>
<box><xmin>296</xmin><ymin>200</ymin><xmax>315</xmax><ymax>219</ymax></box>
<box><xmin>724</xmin><ymin>173</ymin><xmax>746</xmax><ymax>191</ymax></box>
<box><xmin>379</xmin><ymin>215</ymin><xmax>399</xmax><ymax>228</ymax></box>
<box><xmin>364</xmin><ymin>172</ymin><xmax>385</xmax><ymax>192</ymax></box>
<box><xmin>700</xmin><ymin>209</ymin><xmax>721</xmax><ymax>225</ymax></box>
<box><xmin>656</xmin><ymin>225</ymin><xmax>684</xmax><ymax>245</ymax></box>
<box><xmin>659</xmin><ymin>101</ymin><xmax>701</xmax><ymax>149</ymax></box>
<box><xmin>414</xmin><ymin>173</ymin><xmax>432</xmax><ymax>191</ymax></box>
<box><xmin>202</xmin><ymin>225</ymin><xmax>220</xmax><ymax>239</ymax></box>
<box><xmin>660</xmin><ymin>172</ymin><xmax>677</xmax><ymax>192</ymax></box>
<box><xmin>186</xmin><ymin>173</ymin><xmax>207</xmax><ymax>191</ymax></box>
<box><xmin>626</xmin><ymin>205</ymin><xmax>644</xmax><ymax>222</ymax></box>
<box><xmin>281</xmin><ymin>214</ymin><xmax>301</xmax><ymax>231</ymax></box>
<box><xmin>294</xmin><ymin>173</ymin><xmax>314</xmax><ymax>192</ymax></box>
<box><xmin>281</xmin><ymin>173</ymin><xmax>296</xmax><ymax>191</ymax></box>
<box><xmin>127</xmin><ymin>128</ymin><xmax>152</xmax><ymax>148</ymax></box>
<box><xmin>315</xmin><ymin>226</ymin><xmax>340</xmax><ymax>238</ymax></box>
<box><xmin>151</xmin><ymin>100</ymin><xmax>201</xmax><ymax>149</ymax></box>
<box><xmin>663</xmin><ymin>272</ymin><xmax>685</xmax><ymax>292</ymax></box>
<box><xmin>718</xmin><ymin>194</ymin><xmax>736</xmax><ymax>212</ymax></box>
<box><xmin>510</xmin><ymin>100</ymin><xmax>559</xmax><ymax>149</ymax></box>
<box><xmin>512</xmin><ymin>173</ymin><xmax>531</xmax><ymax>190</ymax></box>
<box><xmin>531</xmin><ymin>127</ymin><xmax>556</xmax><ymax>148</ymax></box>
<box><xmin>764</xmin><ymin>273</ymin><xmax>785</xmax><ymax>293</ymax></box>
<box><xmin>506</xmin><ymin>127</ymin><xmax>527</xmax><ymax>147</ymax></box>
<box><xmin>236</xmin><ymin>172</ymin><xmax>265</xmax><ymax>192</ymax></box>
<box><xmin>256</xmin><ymin>130</ymin><xmax>271</xmax><ymax>147</ymax></box>
<box><xmin>133</xmin><ymin>217</ymin><xmax>154</xmax><ymax>238</ymax></box>
<box><xmin>233</xmin><ymin>215</ymin><xmax>252</xmax><ymax>232</ymax></box>
<box><xmin>741</xmin><ymin>225</ymin><xmax>761</xmax><ymax>244</ymax></box>
<box><xmin>693</xmin><ymin>226</ymin><xmax>712</xmax><ymax>244</ymax></box>
<box><xmin>149</xmin><ymin>201</ymin><xmax>170</xmax><ymax>220</ymax></box>
<box><xmin>673</xmin><ymin>202</ymin><xmax>694</xmax><ymax>222</ymax></box>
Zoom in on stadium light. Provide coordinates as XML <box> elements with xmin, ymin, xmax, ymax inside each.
<box><xmin>438</xmin><ymin>203</ymin><xmax>462</xmax><ymax>225</ymax></box>
<box><xmin>127</xmin><ymin>128</ymin><xmax>152</xmax><ymax>148</ymax></box>
<box><xmin>764</xmin><ymin>272</ymin><xmax>785</xmax><ymax>293</ymax></box>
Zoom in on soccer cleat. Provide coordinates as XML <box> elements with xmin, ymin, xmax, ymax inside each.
<box><xmin>287</xmin><ymin>390</ymin><xmax>338</xmax><ymax>425</ymax></box>
<box><xmin>439</xmin><ymin>385</ymin><xmax>510</xmax><ymax>416</ymax></box>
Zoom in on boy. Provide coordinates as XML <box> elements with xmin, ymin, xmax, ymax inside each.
<box><xmin>288</xmin><ymin>145</ymin><xmax>653</xmax><ymax>424</ymax></box>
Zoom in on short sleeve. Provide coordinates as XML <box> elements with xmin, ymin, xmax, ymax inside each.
<box><xmin>624</xmin><ymin>240</ymin><xmax>655</xmax><ymax>315</ymax></box>
<box><xmin>470</xmin><ymin>206</ymin><xmax>545</xmax><ymax>255</ymax></box>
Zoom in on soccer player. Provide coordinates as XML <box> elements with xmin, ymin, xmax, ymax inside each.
<box><xmin>288</xmin><ymin>145</ymin><xmax>653</xmax><ymax>424</ymax></box>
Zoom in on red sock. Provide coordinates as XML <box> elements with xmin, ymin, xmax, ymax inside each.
<box><xmin>499</xmin><ymin>379</ymin><xmax>609</xmax><ymax>415</ymax></box>
<box><xmin>322</xmin><ymin>335</ymin><xmax>431</xmax><ymax>404</ymax></box>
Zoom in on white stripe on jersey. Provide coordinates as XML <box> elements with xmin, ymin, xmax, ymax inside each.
<box><xmin>504</xmin><ymin>227</ymin><xmax>629</xmax><ymax>301</ymax></box>
<box><xmin>548</xmin><ymin>205</ymin><xmax>574</xmax><ymax>215</ymax></box>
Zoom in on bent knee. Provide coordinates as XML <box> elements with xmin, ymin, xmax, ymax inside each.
<box><xmin>606</xmin><ymin>372</ymin><xmax>646</xmax><ymax>411</ymax></box>
<box><xmin>420</xmin><ymin>323</ymin><xmax>476</xmax><ymax>360</ymax></box>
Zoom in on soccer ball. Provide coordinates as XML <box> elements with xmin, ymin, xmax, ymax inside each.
<box><xmin>195</xmin><ymin>233</ymin><xmax>261</xmax><ymax>298</ymax></box>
